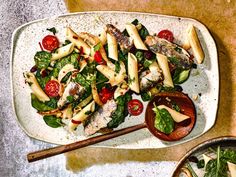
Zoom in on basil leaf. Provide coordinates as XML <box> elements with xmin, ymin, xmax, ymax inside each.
<box><xmin>46</xmin><ymin>27</ymin><xmax>57</xmax><ymax>35</ymax></box>
<box><xmin>31</xmin><ymin>93</ymin><xmax>57</xmax><ymax>111</ymax></box>
<box><xmin>34</xmin><ymin>51</ymin><xmax>51</xmax><ymax>69</ymax></box>
<box><xmin>43</xmin><ymin>115</ymin><xmax>63</xmax><ymax>128</ymax></box>
<box><xmin>153</xmin><ymin>106</ymin><xmax>174</xmax><ymax>134</ymax></box>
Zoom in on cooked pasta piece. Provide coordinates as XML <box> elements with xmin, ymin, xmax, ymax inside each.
<box><xmin>66</xmin><ymin>27</ymin><xmax>91</xmax><ymax>55</ymax></box>
<box><xmin>91</xmin><ymin>81</ymin><xmax>103</xmax><ymax>106</ymax></box>
<box><xmin>128</xmin><ymin>53</ymin><xmax>140</xmax><ymax>93</ymax></box>
<box><xmin>228</xmin><ymin>162</ymin><xmax>236</xmax><ymax>177</ymax></box>
<box><xmin>187</xmin><ymin>25</ymin><xmax>205</xmax><ymax>64</ymax></box>
<box><xmin>24</xmin><ymin>72</ymin><xmax>50</xmax><ymax>102</ymax></box>
<box><xmin>98</xmin><ymin>29</ymin><xmax>107</xmax><ymax>45</ymax></box>
<box><xmin>107</xmin><ymin>33</ymin><xmax>118</xmax><ymax>61</ymax></box>
<box><xmin>156</xmin><ymin>53</ymin><xmax>174</xmax><ymax>88</ymax></box>
<box><xmin>68</xmin><ymin>101</ymin><xmax>95</xmax><ymax>131</ymax></box>
<box><xmin>114</xmin><ymin>81</ymin><xmax>129</xmax><ymax>99</ymax></box>
<box><xmin>51</xmin><ymin>43</ymin><xmax>74</xmax><ymax>61</ymax></box>
<box><xmin>125</xmin><ymin>23</ymin><xmax>148</xmax><ymax>50</ymax></box>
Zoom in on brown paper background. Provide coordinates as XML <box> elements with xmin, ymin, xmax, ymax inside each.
<box><xmin>64</xmin><ymin>0</ymin><xmax>236</xmax><ymax>171</ymax></box>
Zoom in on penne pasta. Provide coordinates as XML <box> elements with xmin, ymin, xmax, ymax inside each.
<box><xmin>156</xmin><ymin>53</ymin><xmax>174</xmax><ymax>88</ymax></box>
<box><xmin>114</xmin><ymin>81</ymin><xmax>129</xmax><ymax>99</ymax></box>
<box><xmin>98</xmin><ymin>29</ymin><xmax>107</xmax><ymax>45</ymax></box>
<box><xmin>79</xmin><ymin>60</ymin><xmax>87</xmax><ymax>72</ymax></box>
<box><xmin>187</xmin><ymin>25</ymin><xmax>205</xmax><ymax>64</ymax></box>
<box><xmin>125</xmin><ymin>23</ymin><xmax>148</xmax><ymax>50</ymax></box>
<box><xmin>157</xmin><ymin>105</ymin><xmax>190</xmax><ymax>123</ymax></box>
<box><xmin>66</xmin><ymin>27</ymin><xmax>91</xmax><ymax>55</ymax></box>
<box><xmin>68</xmin><ymin>101</ymin><xmax>95</xmax><ymax>131</ymax></box>
<box><xmin>227</xmin><ymin>162</ymin><xmax>236</xmax><ymax>177</ymax></box>
<box><xmin>51</xmin><ymin>43</ymin><xmax>74</xmax><ymax>61</ymax></box>
<box><xmin>96</xmin><ymin>65</ymin><xmax>116</xmax><ymax>84</ymax></box>
<box><xmin>107</xmin><ymin>33</ymin><xmax>118</xmax><ymax>61</ymax></box>
<box><xmin>24</xmin><ymin>72</ymin><xmax>50</xmax><ymax>102</ymax></box>
<box><xmin>58</xmin><ymin>64</ymin><xmax>75</xmax><ymax>83</ymax></box>
<box><xmin>91</xmin><ymin>81</ymin><xmax>103</xmax><ymax>106</ymax></box>
<box><xmin>128</xmin><ymin>53</ymin><xmax>140</xmax><ymax>93</ymax></box>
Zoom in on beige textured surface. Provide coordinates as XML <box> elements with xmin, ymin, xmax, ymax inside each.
<box><xmin>64</xmin><ymin>0</ymin><xmax>236</xmax><ymax>170</ymax></box>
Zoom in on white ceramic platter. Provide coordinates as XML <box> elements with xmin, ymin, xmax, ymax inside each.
<box><xmin>11</xmin><ymin>11</ymin><xmax>219</xmax><ymax>148</ymax></box>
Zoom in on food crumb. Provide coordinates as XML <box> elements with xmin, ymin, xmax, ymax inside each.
<box><xmin>165</xmin><ymin>97</ymin><xmax>171</xmax><ymax>102</ymax></box>
<box><xmin>193</xmin><ymin>94</ymin><xmax>198</xmax><ymax>101</ymax></box>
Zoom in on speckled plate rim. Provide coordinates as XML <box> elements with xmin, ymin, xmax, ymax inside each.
<box><xmin>171</xmin><ymin>136</ymin><xmax>236</xmax><ymax>176</ymax></box>
<box><xmin>10</xmin><ymin>11</ymin><xmax>219</xmax><ymax>148</ymax></box>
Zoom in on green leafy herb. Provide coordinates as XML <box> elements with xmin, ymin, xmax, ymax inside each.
<box><xmin>115</xmin><ymin>61</ymin><xmax>121</xmax><ymax>73</ymax></box>
<box><xmin>197</xmin><ymin>159</ymin><xmax>205</xmax><ymax>169</ymax></box>
<box><xmin>107</xmin><ymin>93</ymin><xmax>132</xmax><ymax>128</ymax></box>
<box><xmin>174</xmin><ymin>47</ymin><xmax>182</xmax><ymax>53</ymax></box>
<box><xmin>152</xmin><ymin>104</ymin><xmax>174</xmax><ymax>134</ymax></box>
<box><xmin>43</xmin><ymin>115</ymin><xmax>63</xmax><ymax>128</ymax></box>
<box><xmin>62</xmin><ymin>40</ymin><xmax>71</xmax><ymax>46</ymax></box>
<box><xmin>34</xmin><ymin>51</ymin><xmax>52</xmax><ymax>69</ymax></box>
<box><xmin>61</xmin><ymin>72</ymin><xmax>71</xmax><ymax>83</ymax></box>
<box><xmin>141</xmin><ymin>92</ymin><xmax>151</xmax><ymax>102</ymax></box>
<box><xmin>168</xmin><ymin>57</ymin><xmax>180</xmax><ymax>66</ymax></box>
<box><xmin>139</xmin><ymin>25</ymin><xmax>149</xmax><ymax>40</ymax></box>
<box><xmin>31</xmin><ymin>94</ymin><xmax>57</xmax><ymax>111</ymax></box>
<box><xmin>54</xmin><ymin>52</ymin><xmax>79</xmax><ymax>72</ymax></box>
<box><xmin>74</xmin><ymin>73</ymin><xmax>90</xmax><ymax>90</ymax></box>
<box><xmin>35</xmin><ymin>70</ymin><xmax>50</xmax><ymax>89</ymax></box>
<box><xmin>135</xmin><ymin>51</ymin><xmax>144</xmax><ymax>62</ymax></box>
<box><xmin>173</xmin><ymin>69</ymin><xmax>190</xmax><ymax>84</ymax></box>
<box><xmin>46</xmin><ymin>27</ymin><xmax>57</xmax><ymax>35</ymax></box>
<box><xmin>93</xmin><ymin>43</ymin><xmax>101</xmax><ymax>52</ymax></box>
<box><xmin>143</xmin><ymin>59</ymin><xmax>153</xmax><ymax>68</ymax></box>
<box><xmin>128</xmin><ymin>76</ymin><xmax>135</xmax><ymax>85</ymax></box>
<box><xmin>171</xmin><ymin>102</ymin><xmax>180</xmax><ymax>112</ymax></box>
<box><xmin>85</xmin><ymin>111</ymin><xmax>92</xmax><ymax>115</ymax></box>
<box><xmin>66</xmin><ymin>95</ymin><xmax>74</xmax><ymax>103</ymax></box>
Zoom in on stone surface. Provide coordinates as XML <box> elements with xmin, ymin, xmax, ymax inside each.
<box><xmin>0</xmin><ymin>1</ymin><xmax>176</xmax><ymax>177</ymax></box>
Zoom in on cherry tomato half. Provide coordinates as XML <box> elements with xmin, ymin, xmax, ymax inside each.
<box><xmin>42</xmin><ymin>35</ymin><xmax>59</xmax><ymax>51</ymax></box>
<box><xmin>94</xmin><ymin>51</ymin><xmax>106</xmax><ymax>65</ymax></box>
<box><xmin>45</xmin><ymin>80</ymin><xmax>60</xmax><ymax>97</ymax></box>
<box><xmin>99</xmin><ymin>87</ymin><xmax>113</xmax><ymax>104</ymax></box>
<box><xmin>127</xmin><ymin>99</ymin><xmax>143</xmax><ymax>116</ymax></box>
<box><xmin>157</xmin><ymin>30</ymin><xmax>174</xmax><ymax>42</ymax></box>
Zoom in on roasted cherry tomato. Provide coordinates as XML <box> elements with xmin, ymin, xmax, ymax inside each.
<box><xmin>42</xmin><ymin>35</ymin><xmax>59</xmax><ymax>51</ymax></box>
<box><xmin>45</xmin><ymin>80</ymin><xmax>60</xmax><ymax>97</ymax></box>
<box><xmin>94</xmin><ymin>51</ymin><xmax>106</xmax><ymax>65</ymax></box>
<box><xmin>99</xmin><ymin>87</ymin><xmax>113</xmax><ymax>104</ymax></box>
<box><xmin>127</xmin><ymin>99</ymin><xmax>143</xmax><ymax>116</ymax></box>
<box><xmin>157</xmin><ymin>30</ymin><xmax>174</xmax><ymax>42</ymax></box>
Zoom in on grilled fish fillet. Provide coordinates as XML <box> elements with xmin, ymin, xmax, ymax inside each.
<box><xmin>145</xmin><ymin>35</ymin><xmax>193</xmax><ymax>69</ymax></box>
<box><xmin>84</xmin><ymin>99</ymin><xmax>117</xmax><ymax>136</ymax></box>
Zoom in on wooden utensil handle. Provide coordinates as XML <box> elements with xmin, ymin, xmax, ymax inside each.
<box><xmin>27</xmin><ymin>123</ymin><xmax>146</xmax><ymax>162</ymax></box>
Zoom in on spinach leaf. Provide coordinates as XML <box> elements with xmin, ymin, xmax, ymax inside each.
<box><xmin>93</xmin><ymin>43</ymin><xmax>101</xmax><ymax>52</ymax></box>
<box><xmin>115</xmin><ymin>61</ymin><xmax>121</xmax><ymax>73</ymax></box>
<box><xmin>204</xmin><ymin>146</ymin><xmax>228</xmax><ymax>177</ymax></box>
<box><xmin>35</xmin><ymin>70</ymin><xmax>50</xmax><ymax>89</ymax></box>
<box><xmin>139</xmin><ymin>25</ymin><xmax>149</xmax><ymax>40</ymax></box>
<box><xmin>107</xmin><ymin>93</ymin><xmax>132</xmax><ymax>128</ymax></box>
<box><xmin>221</xmin><ymin>148</ymin><xmax>236</xmax><ymax>163</ymax></box>
<box><xmin>74</xmin><ymin>73</ymin><xmax>90</xmax><ymax>90</ymax></box>
<box><xmin>62</xmin><ymin>40</ymin><xmax>71</xmax><ymax>46</ymax></box>
<box><xmin>197</xmin><ymin>159</ymin><xmax>205</xmax><ymax>169</ymax></box>
<box><xmin>46</xmin><ymin>27</ymin><xmax>57</xmax><ymax>35</ymax></box>
<box><xmin>141</xmin><ymin>92</ymin><xmax>151</xmax><ymax>102</ymax></box>
<box><xmin>34</xmin><ymin>51</ymin><xmax>51</xmax><ymax>69</ymax></box>
<box><xmin>31</xmin><ymin>93</ymin><xmax>57</xmax><ymax>111</ymax></box>
<box><xmin>54</xmin><ymin>52</ymin><xmax>79</xmax><ymax>72</ymax></box>
<box><xmin>173</xmin><ymin>69</ymin><xmax>190</xmax><ymax>84</ymax></box>
<box><xmin>153</xmin><ymin>105</ymin><xmax>174</xmax><ymax>134</ymax></box>
<box><xmin>43</xmin><ymin>115</ymin><xmax>63</xmax><ymax>128</ymax></box>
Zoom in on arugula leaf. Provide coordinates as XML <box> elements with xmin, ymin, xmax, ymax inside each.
<box><xmin>46</xmin><ymin>27</ymin><xmax>57</xmax><ymax>35</ymax></box>
<box><xmin>153</xmin><ymin>104</ymin><xmax>174</xmax><ymax>134</ymax></box>
<box><xmin>107</xmin><ymin>93</ymin><xmax>132</xmax><ymax>128</ymax></box>
<box><xmin>31</xmin><ymin>93</ymin><xmax>57</xmax><ymax>111</ymax></box>
<box><xmin>34</xmin><ymin>51</ymin><xmax>51</xmax><ymax>69</ymax></box>
<box><xmin>43</xmin><ymin>115</ymin><xmax>63</xmax><ymax>128</ymax></box>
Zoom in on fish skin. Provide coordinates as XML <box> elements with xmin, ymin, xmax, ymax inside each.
<box><xmin>84</xmin><ymin>99</ymin><xmax>117</xmax><ymax>136</ymax></box>
<box><xmin>145</xmin><ymin>35</ymin><xmax>193</xmax><ymax>69</ymax></box>
<box><xmin>106</xmin><ymin>24</ymin><xmax>133</xmax><ymax>53</ymax></box>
